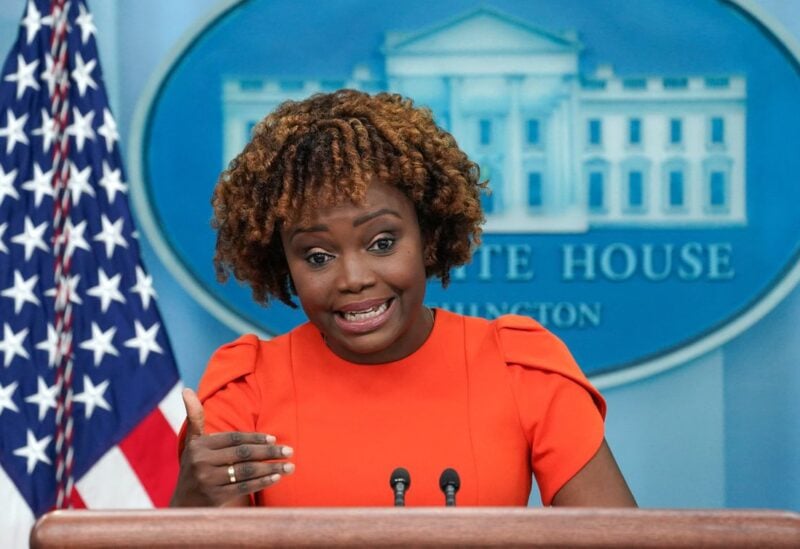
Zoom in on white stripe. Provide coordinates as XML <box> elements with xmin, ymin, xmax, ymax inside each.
<box><xmin>158</xmin><ymin>381</ymin><xmax>185</xmax><ymax>434</ymax></box>
<box><xmin>75</xmin><ymin>446</ymin><xmax>153</xmax><ymax>509</ymax></box>
<box><xmin>0</xmin><ymin>466</ymin><xmax>35</xmax><ymax>549</ymax></box>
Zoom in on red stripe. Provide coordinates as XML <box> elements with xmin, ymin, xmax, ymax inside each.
<box><xmin>118</xmin><ymin>409</ymin><xmax>179</xmax><ymax>507</ymax></box>
<box><xmin>68</xmin><ymin>488</ymin><xmax>86</xmax><ymax>509</ymax></box>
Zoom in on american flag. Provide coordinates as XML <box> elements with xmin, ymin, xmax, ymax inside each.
<box><xmin>0</xmin><ymin>1</ymin><xmax>183</xmax><ymax>546</ymax></box>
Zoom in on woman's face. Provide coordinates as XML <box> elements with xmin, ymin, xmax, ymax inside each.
<box><xmin>280</xmin><ymin>179</ymin><xmax>432</xmax><ymax>364</ymax></box>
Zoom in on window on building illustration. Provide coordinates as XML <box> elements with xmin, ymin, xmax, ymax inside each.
<box><xmin>663</xmin><ymin>77</ymin><xmax>688</xmax><ymax>89</ymax></box>
<box><xmin>629</xmin><ymin>118</ymin><xmax>642</xmax><ymax>145</ymax></box>
<box><xmin>670</xmin><ymin>118</ymin><xmax>682</xmax><ymax>145</ymax></box>
<box><xmin>481</xmin><ymin>189</ymin><xmax>495</xmax><ymax>213</ymax></box>
<box><xmin>589</xmin><ymin>171</ymin><xmax>604</xmax><ymax>210</ymax></box>
<box><xmin>526</xmin><ymin>119</ymin><xmax>540</xmax><ymax>145</ymax></box>
<box><xmin>669</xmin><ymin>170</ymin><xmax>684</xmax><ymax>207</ymax></box>
<box><xmin>709</xmin><ymin>171</ymin><xmax>727</xmax><ymax>208</ymax></box>
<box><xmin>479</xmin><ymin>119</ymin><xmax>492</xmax><ymax>146</ymax></box>
<box><xmin>246</xmin><ymin>121</ymin><xmax>258</xmax><ymax>140</ymax></box>
<box><xmin>528</xmin><ymin>172</ymin><xmax>543</xmax><ymax>208</ymax></box>
<box><xmin>588</xmin><ymin>119</ymin><xmax>602</xmax><ymax>146</ymax></box>
<box><xmin>628</xmin><ymin>170</ymin><xmax>644</xmax><ymax>208</ymax></box>
<box><xmin>711</xmin><ymin>117</ymin><xmax>725</xmax><ymax>144</ymax></box>
<box><xmin>705</xmin><ymin>77</ymin><xmax>730</xmax><ymax>89</ymax></box>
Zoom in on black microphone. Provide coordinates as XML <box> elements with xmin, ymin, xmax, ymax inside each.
<box><xmin>389</xmin><ymin>467</ymin><xmax>411</xmax><ymax>507</ymax></box>
<box><xmin>439</xmin><ymin>468</ymin><xmax>460</xmax><ymax>507</ymax></box>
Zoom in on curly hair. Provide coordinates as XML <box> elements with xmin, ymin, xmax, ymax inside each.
<box><xmin>211</xmin><ymin>89</ymin><xmax>486</xmax><ymax>307</ymax></box>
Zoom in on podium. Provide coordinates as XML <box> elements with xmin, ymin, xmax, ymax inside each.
<box><xmin>30</xmin><ymin>508</ymin><xmax>800</xmax><ymax>547</ymax></box>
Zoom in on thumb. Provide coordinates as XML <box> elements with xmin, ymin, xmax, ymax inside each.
<box><xmin>182</xmin><ymin>387</ymin><xmax>205</xmax><ymax>438</ymax></box>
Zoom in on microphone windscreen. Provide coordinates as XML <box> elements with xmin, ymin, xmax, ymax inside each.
<box><xmin>439</xmin><ymin>468</ymin><xmax>460</xmax><ymax>491</ymax></box>
<box><xmin>390</xmin><ymin>467</ymin><xmax>411</xmax><ymax>488</ymax></box>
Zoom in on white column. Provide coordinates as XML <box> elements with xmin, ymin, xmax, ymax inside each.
<box><xmin>507</xmin><ymin>76</ymin><xmax>524</xmax><ymax>220</ymax></box>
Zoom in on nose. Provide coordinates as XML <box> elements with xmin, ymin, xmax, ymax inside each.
<box><xmin>336</xmin><ymin>252</ymin><xmax>376</xmax><ymax>293</ymax></box>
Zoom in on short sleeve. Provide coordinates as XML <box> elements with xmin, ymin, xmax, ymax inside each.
<box><xmin>495</xmin><ymin>315</ymin><xmax>605</xmax><ymax>505</ymax></box>
<box><xmin>177</xmin><ymin>334</ymin><xmax>262</xmax><ymax>455</ymax></box>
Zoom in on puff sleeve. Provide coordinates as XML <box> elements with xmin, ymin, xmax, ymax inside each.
<box><xmin>177</xmin><ymin>334</ymin><xmax>262</xmax><ymax>454</ymax></box>
<box><xmin>496</xmin><ymin>315</ymin><xmax>606</xmax><ymax>505</ymax></box>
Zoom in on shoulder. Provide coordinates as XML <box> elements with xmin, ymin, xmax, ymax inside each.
<box><xmin>491</xmin><ymin>314</ymin><xmax>606</xmax><ymax>417</ymax></box>
<box><xmin>197</xmin><ymin>330</ymin><xmax>294</xmax><ymax>403</ymax></box>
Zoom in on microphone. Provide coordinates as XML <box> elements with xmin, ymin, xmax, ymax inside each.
<box><xmin>389</xmin><ymin>467</ymin><xmax>411</xmax><ymax>507</ymax></box>
<box><xmin>439</xmin><ymin>468</ymin><xmax>460</xmax><ymax>507</ymax></box>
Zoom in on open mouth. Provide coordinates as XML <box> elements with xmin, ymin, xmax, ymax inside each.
<box><xmin>334</xmin><ymin>298</ymin><xmax>395</xmax><ymax>334</ymax></box>
<box><xmin>338</xmin><ymin>300</ymin><xmax>391</xmax><ymax>322</ymax></box>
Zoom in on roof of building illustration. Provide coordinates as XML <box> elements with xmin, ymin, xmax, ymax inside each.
<box><xmin>383</xmin><ymin>6</ymin><xmax>581</xmax><ymax>55</ymax></box>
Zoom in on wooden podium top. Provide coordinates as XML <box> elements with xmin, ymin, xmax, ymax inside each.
<box><xmin>30</xmin><ymin>507</ymin><xmax>800</xmax><ymax>548</ymax></box>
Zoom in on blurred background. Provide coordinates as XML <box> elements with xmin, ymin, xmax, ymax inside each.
<box><xmin>1</xmin><ymin>0</ymin><xmax>797</xmax><ymax>510</ymax></box>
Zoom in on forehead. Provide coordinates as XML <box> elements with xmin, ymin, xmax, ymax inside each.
<box><xmin>290</xmin><ymin>180</ymin><xmax>416</xmax><ymax>228</ymax></box>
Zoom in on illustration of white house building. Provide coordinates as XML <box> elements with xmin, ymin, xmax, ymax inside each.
<box><xmin>222</xmin><ymin>7</ymin><xmax>747</xmax><ymax>233</ymax></box>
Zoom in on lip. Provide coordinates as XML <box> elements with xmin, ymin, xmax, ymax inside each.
<box><xmin>337</xmin><ymin>297</ymin><xmax>392</xmax><ymax>313</ymax></box>
<box><xmin>333</xmin><ymin>297</ymin><xmax>396</xmax><ymax>335</ymax></box>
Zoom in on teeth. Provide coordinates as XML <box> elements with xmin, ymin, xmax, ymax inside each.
<box><xmin>342</xmin><ymin>301</ymin><xmax>389</xmax><ymax>321</ymax></box>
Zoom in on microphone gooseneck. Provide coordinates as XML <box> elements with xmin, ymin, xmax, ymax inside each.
<box><xmin>439</xmin><ymin>468</ymin><xmax>460</xmax><ymax>507</ymax></box>
<box><xmin>390</xmin><ymin>467</ymin><xmax>411</xmax><ymax>507</ymax></box>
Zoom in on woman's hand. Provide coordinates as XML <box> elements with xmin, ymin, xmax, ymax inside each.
<box><xmin>170</xmin><ymin>388</ymin><xmax>294</xmax><ymax>507</ymax></box>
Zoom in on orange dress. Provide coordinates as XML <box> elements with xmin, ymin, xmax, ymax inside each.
<box><xmin>190</xmin><ymin>309</ymin><xmax>605</xmax><ymax>506</ymax></box>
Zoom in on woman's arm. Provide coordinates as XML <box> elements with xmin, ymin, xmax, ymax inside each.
<box><xmin>550</xmin><ymin>438</ymin><xmax>636</xmax><ymax>507</ymax></box>
<box><xmin>170</xmin><ymin>388</ymin><xmax>294</xmax><ymax>507</ymax></box>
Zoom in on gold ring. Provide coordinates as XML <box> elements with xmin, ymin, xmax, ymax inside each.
<box><xmin>228</xmin><ymin>465</ymin><xmax>237</xmax><ymax>484</ymax></box>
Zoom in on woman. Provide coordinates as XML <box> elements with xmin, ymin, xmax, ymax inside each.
<box><xmin>171</xmin><ymin>90</ymin><xmax>636</xmax><ymax>508</ymax></box>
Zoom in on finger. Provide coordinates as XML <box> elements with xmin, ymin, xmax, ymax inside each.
<box><xmin>203</xmin><ymin>431</ymin><xmax>277</xmax><ymax>451</ymax></box>
<box><xmin>182</xmin><ymin>388</ymin><xmax>205</xmax><ymax>438</ymax></box>
<box><xmin>221</xmin><ymin>461</ymin><xmax>295</xmax><ymax>486</ymax></box>
<box><xmin>226</xmin><ymin>443</ymin><xmax>293</xmax><ymax>464</ymax></box>
<box><xmin>226</xmin><ymin>471</ymin><xmax>287</xmax><ymax>497</ymax></box>
<box><xmin>220</xmin><ymin>442</ymin><xmax>293</xmax><ymax>465</ymax></box>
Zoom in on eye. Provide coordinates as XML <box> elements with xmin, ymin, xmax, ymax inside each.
<box><xmin>369</xmin><ymin>236</ymin><xmax>396</xmax><ymax>253</ymax></box>
<box><xmin>305</xmin><ymin>251</ymin><xmax>334</xmax><ymax>267</ymax></box>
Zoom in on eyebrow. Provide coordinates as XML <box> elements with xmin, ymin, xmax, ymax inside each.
<box><xmin>289</xmin><ymin>208</ymin><xmax>402</xmax><ymax>241</ymax></box>
<box><xmin>353</xmin><ymin>208</ymin><xmax>402</xmax><ymax>227</ymax></box>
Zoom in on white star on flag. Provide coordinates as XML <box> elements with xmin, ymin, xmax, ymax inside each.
<box><xmin>1</xmin><ymin>271</ymin><xmax>40</xmax><ymax>314</ymax></box>
<box><xmin>67</xmin><ymin>161</ymin><xmax>95</xmax><ymax>205</ymax></box>
<box><xmin>39</xmin><ymin>53</ymin><xmax>56</xmax><ymax>97</ymax></box>
<box><xmin>70</xmin><ymin>52</ymin><xmax>97</xmax><ymax>97</ymax></box>
<box><xmin>94</xmin><ymin>214</ymin><xmax>127</xmax><ymax>258</ymax></box>
<box><xmin>124</xmin><ymin>320</ymin><xmax>164</xmax><ymax>365</ymax></box>
<box><xmin>62</xmin><ymin>218</ymin><xmax>92</xmax><ymax>259</ymax></box>
<box><xmin>87</xmin><ymin>268</ymin><xmax>125</xmax><ymax>312</ymax></box>
<box><xmin>0</xmin><ymin>165</ymin><xmax>20</xmax><ymax>205</ymax></box>
<box><xmin>24</xmin><ymin>376</ymin><xmax>59</xmax><ymax>422</ymax></box>
<box><xmin>0</xmin><ymin>223</ymin><xmax>8</xmax><ymax>254</ymax></box>
<box><xmin>131</xmin><ymin>265</ymin><xmax>157</xmax><ymax>310</ymax></box>
<box><xmin>0</xmin><ymin>109</ymin><xmax>29</xmax><ymax>154</ymax></box>
<box><xmin>13</xmin><ymin>430</ymin><xmax>52</xmax><ymax>474</ymax></box>
<box><xmin>3</xmin><ymin>54</ymin><xmax>39</xmax><ymax>100</ymax></box>
<box><xmin>96</xmin><ymin>109</ymin><xmax>119</xmax><ymax>152</ymax></box>
<box><xmin>0</xmin><ymin>381</ymin><xmax>20</xmax><ymax>416</ymax></box>
<box><xmin>79</xmin><ymin>322</ymin><xmax>119</xmax><ymax>366</ymax></box>
<box><xmin>74</xmin><ymin>3</ymin><xmax>97</xmax><ymax>44</ymax></box>
<box><xmin>21</xmin><ymin>162</ymin><xmax>55</xmax><ymax>207</ymax></box>
<box><xmin>35</xmin><ymin>324</ymin><xmax>64</xmax><ymax>368</ymax></box>
<box><xmin>32</xmin><ymin>108</ymin><xmax>57</xmax><ymax>152</ymax></box>
<box><xmin>73</xmin><ymin>376</ymin><xmax>111</xmax><ymax>419</ymax></box>
<box><xmin>98</xmin><ymin>160</ymin><xmax>127</xmax><ymax>203</ymax></box>
<box><xmin>66</xmin><ymin>107</ymin><xmax>95</xmax><ymax>152</ymax></box>
<box><xmin>44</xmin><ymin>273</ymin><xmax>83</xmax><ymax>308</ymax></box>
<box><xmin>20</xmin><ymin>0</ymin><xmax>46</xmax><ymax>45</ymax></box>
<box><xmin>10</xmin><ymin>217</ymin><xmax>49</xmax><ymax>260</ymax></box>
<box><xmin>0</xmin><ymin>323</ymin><xmax>30</xmax><ymax>368</ymax></box>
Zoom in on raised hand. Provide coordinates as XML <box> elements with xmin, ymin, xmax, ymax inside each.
<box><xmin>170</xmin><ymin>388</ymin><xmax>294</xmax><ymax>507</ymax></box>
